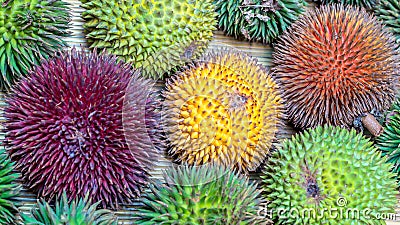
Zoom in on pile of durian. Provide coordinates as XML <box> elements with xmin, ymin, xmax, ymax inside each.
<box><xmin>0</xmin><ymin>0</ymin><xmax>400</xmax><ymax>224</ymax></box>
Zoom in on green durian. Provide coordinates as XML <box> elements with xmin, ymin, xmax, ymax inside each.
<box><xmin>0</xmin><ymin>148</ymin><xmax>20</xmax><ymax>224</ymax></box>
<box><xmin>374</xmin><ymin>0</ymin><xmax>400</xmax><ymax>50</ymax></box>
<box><xmin>21</xmin><ymin>192</ymin><xmax>117</xmax><ymax>225</ymax></box>
<box><xmin>263</xmin><ymin>125</ymin><xmax>398</xmax><ymax>225</ymax></box>
<box><xmin>81</xmin><ymin>0</ymin><xmax>217</xmax><ymax>79</ymax></box>
<box><xmin>134</xmin><ymin>165</ymin><xmax>265</xmax><ymax>224</ymax></box>
<box><xmin>315</xmin><ymin>0</ymin><xmax>377</xmax><ymax>9</ymax></box>
<box><xmin>214</xmin><ymin>0</ymin><xmax>307</xmax><ymax>44</ymax></box>
<box><xmin>0</xmin><ymin>0</ymin><xmax>70</xmax><ymax>90</ymax></box>
<box><xmin>376</xmin><ymin>100</ymin><xmax>400</xmax><ymax>181</ymax></box>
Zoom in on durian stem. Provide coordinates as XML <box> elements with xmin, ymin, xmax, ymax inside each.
<box><xmin>361</xmin><ymin>113</ymin><xmax>383</xmax><ymax>136</ymax></box>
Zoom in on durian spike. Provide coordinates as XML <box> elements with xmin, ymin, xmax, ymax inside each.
<box><xmin>4</xmin><ymin>48</ymin><xmax>161</xmax><ymax>209</ymax></box>
<box><xmin>134</xmin><ymin>164</ymin><xmax>266</xmax><ymax>224</ymax></box>
<box><xmin>263</xmin><ymin>125</ymin><xmax>398</xmax><ymax>224</ymax></box>
<box><xmin>162</xmin><ymin>47</ymin><xmax>283</xmax><ymax>172</ymax></box>
<box><xmin>376</xmin><ymin>100</ymin><xmax>400</xmax><ymax>181</ymax></box>
<box><xmin>273</xmin><ymin>4</ymin><xmax>399</xmax><ymax>130</ymax></box>
<box><xmin>0</xmin><ymin>148</ymin><xmax>20</xmax><ymax>224</ymax></box>
<box><xmin>214</xmin><ymin>0</ymin><xmax>307</xmax><ymax>43</ymax></box>
<box><xmin>0</xmin><ymin>0</ymin><xmax>70</xmax><ymax>90</ymax></box>
<box><xmin>21</xmin><ymin>192</ymin><xmax>118</xmax><ymax>224</ymax></box>
<box><xmin>374</xmin><ymin>0</ymin><xmax>400</xmax><ymax>51</ymax></box>
<box><xmin>81</xmin><ymin>0</ymin><xmax>217</xmax><ymax>78</ymax></box>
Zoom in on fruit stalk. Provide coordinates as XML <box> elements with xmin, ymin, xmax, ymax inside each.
<box><xmin>362</xmin><ymin>113</ymin><xmax>383</xmax><ymax>136</ymax></box>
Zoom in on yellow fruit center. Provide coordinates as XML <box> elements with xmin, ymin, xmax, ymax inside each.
<box><xmin>164</xmin><ymin>52</ymin><xmax>281</xmax><ymax>171</ymax></box>
<box><xmin>175</xmin><ymin>62</ymin><xmax>263</xmax><ymax>167</ymax></box>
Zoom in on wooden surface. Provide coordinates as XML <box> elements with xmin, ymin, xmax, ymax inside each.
<box><xmin>0</xmin><ymin>0</ymin><xmax>399</xmax><ymax>224</ymax></box>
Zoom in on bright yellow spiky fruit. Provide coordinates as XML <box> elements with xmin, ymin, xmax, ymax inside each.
<box><xmin>162</xmin><ymin>50</ymin><xmax>282</xmax><ymax>171</ymax></box>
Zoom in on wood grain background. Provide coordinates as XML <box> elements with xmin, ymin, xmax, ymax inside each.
<box><xmin>0</xmin><ymin>0</ymin><xmax>399</xmax><ymax>224</ymax></box>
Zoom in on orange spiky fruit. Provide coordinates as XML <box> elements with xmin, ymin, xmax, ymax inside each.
<box><xmin>162</xmin><ymin>49</ymin><xmax>282</xmax><ymax>172</ymax></box>
<box><xmin>273</xmin><ymin>4</ymin><xmax>399</xmax><ymax>130</ymax></box>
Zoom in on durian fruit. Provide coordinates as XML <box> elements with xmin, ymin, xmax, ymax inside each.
<box><xmin>0</xmin><ymin>0</ymin><xmax>70</xmax><ymax>90</ymax></box>
<box><xmin>21</xmin><ymin>192</ymin><xmax>117</xmax><ymax>224</ymax></box>
<box><xmin>263</xmin><ymin>125</ymin><xmax>398</xmax><ymax>224</ymax></box>
<box><xmin>81</xmin><ymin>0</ymin><xmax>217</xmax><ymax>79</ymax></box>
<box><xmin>0</xmin><ymin>148</ymin><xmax>20</xmax><ymax>224</ymax></box>
<box><xmin>214</xmin><ymin>0</ymin><xmax>307</xmax><ymax>44</ymax></box>
<box><xmin>315</xmin><ymin>0</ymin><xmax>377</xmax><ymax>9</ymax></box>
<box><xmin>162</xmin><ymin>49</ymin><xmax>282</xmax><ymax>172</ymax></box>
<box><xmin>376</xmin><ymin>101</ymin><xmax>400</xmax><ymax>180</ymax></box>
<box><xmin>374</xmin><ymin>0</ymin><xmax>400</xmax><ymax>50</ymax></box>
<box><xmin>134</xmin><ymin>165</ymin><xmax>264</xmax><ymax>224</ymax></box>
<box><xmin>273</xmin><ymin>4</ymin><xmax>398</xmax><ymax>130</ymax></box>
<box><xmin>4</xmin><ymin>49</ymin><xmax>161</xmax><ymax>209</ymax></box>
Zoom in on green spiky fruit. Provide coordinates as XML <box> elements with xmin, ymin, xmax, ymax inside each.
<box><xmin>374</xmin><ymin>0</ymin><xmax>400</xmax><ymax>50</ymax></box>
<box><xmin>263</xmin><ymin>125</ymin><xmax>398</xmax><ymax>225</ymax></box>
<box><xmin>81</xmin><ymin>0</ymin><xmax>217</xmax><ymax>78</ymax></box>
<box><xmin>135</xmin><ymin>165</ymin><xmax>264</xmax><ymax>224</ymax></box>
<box><xmin>21</xmin><ymin>192</ymin><xmax>117</xmax><ymax>225</ymax></box>
<box><xmin>315</xmin><ymin>0</ymin><xmax>377</xmax><ymax>9</ymax></box>
<box><xmin>376</xmin><ymin>101</ymin><xmax>400</xmax><ymax>180</ymax></box>
<box><xmin>0</xmin><ymin>148</ymin><xmax>20</xmax><ymax>224</ymax></box>
<box><xmin>0</xmin><ymin>0</ymin><xmax>70</xmax><ymax>90</ymax></box>
<box><xmin>214</xmin><ymin>0</ymin><xmax>307</xmax><ymax>44</ymax></box>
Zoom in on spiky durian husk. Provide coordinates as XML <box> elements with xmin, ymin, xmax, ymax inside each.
<box><xmin>21</xmin><ymin>192</ymin><xmax>117</xmax><ymax>224</ymax></box>
<box><xmin>374</xmin><ymin>0</ymin><xmax>400</xmax><ymax>50</ymax></box>
<box><xmin>162</xmin><ymin>49</ymin><xmax>282</xmax><ymax>172</ymax></box>
<box><xmin>0</xmin><ymin>148</ymin><xmax>20</xmax><ymax>224</ymax></box>
<box><xmin>0</xmin><ymin>0</ymin><xmax>70</xmax><ymax>90</ymax></box>
<box><xmin>4</xmin><ymin>49</ymin><xmax>161</xmax><ymax>209</ymax></box>
<box><xmin>135</xmin><ymin>165</ymin><xmax>264</xmax><ymax>224</ymax></box>
<box><xmin>214</xmin><ymin>0</ymin><xmax>307</xmax><ymax>44</ymax></box>
<box><xmin>376</xmin><ymin>101</ymin><xmax>400</xmax><ymax>180</ymax></box>
<box><xmin>315</xmin><ymin>0</ymin><xmax>377</xmax><ymax>9</ymax></box>
<box><xmin>273</xmin><ymin>4</ymin><xmax>398</xmax><ymax>130</ymax></box>
<box><xmin>263</xmin><ymin>125</ymin><xmax>398</xmax><ymax>224</ymax></box>
<box><xmin>81</xmin><ymin>0</ymin><xmax>216</xmax><ymax>79</ymax></box>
